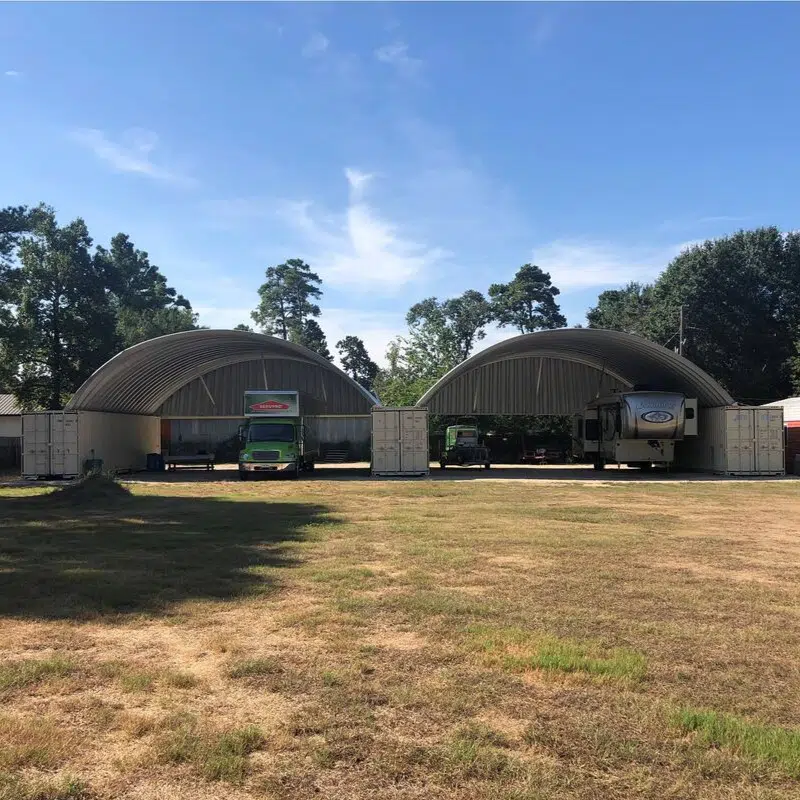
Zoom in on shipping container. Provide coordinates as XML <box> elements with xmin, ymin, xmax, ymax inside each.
<box><xmin>679</xmin><ymin>406</ymin><xmax>785</xmax><ymax>476</ymax></box>
<box><xmin>371</xmin><ymin>407</ymin><xmax>429</xmax><ymax>477</ymax></box>
<box><xmin>760</xmin><ymin>397</ymin><xmax>800</xmax><ymax>474</ymax></box>
<box><xmin>22</xmin><ymin>411</ymin><xmax>160</xmax><ymax>479</ymax></box>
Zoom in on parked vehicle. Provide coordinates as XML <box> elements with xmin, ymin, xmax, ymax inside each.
<box><xmin>574</xmin><ymin>391</ymin><xmax>698</xmax><ymax>470</ymax></box>
<box><xmin>439</xmin><ymin>424</ymin><xmax>490</xmax><ymax>470</ymax></box>
<box><xmin>238</xmin><ymin>390</ymin><xmax>318</xmax><ymax>479</ymax></box>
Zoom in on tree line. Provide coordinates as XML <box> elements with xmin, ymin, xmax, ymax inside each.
<box><xmin>0</xmin><ymin>204</ymin><xmax>198</xmax><ymax>410</ymax></box>
<box><xmin>3</xmin><ymin>202</ymin><xmax>799</xmax><ymax>411</ymax></box>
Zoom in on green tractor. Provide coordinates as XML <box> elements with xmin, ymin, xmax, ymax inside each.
<box><xmin>439</xmin><ymin>422</ymin><xmax>491</xmax><ymax>470</ymax></box>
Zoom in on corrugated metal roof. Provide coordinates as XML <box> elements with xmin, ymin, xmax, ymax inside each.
<box><xmin>0</xmin><ymin>395</ymin><xmax>21</xmax><ymax>416</ymax></box>
<box><xmin>66</xmin><ymin>330</ymin><xmax>379</xmax><ymax>416</ymax></box>
<box><xmin>417</xmin><ymin>329</ymin><xmax>734</xmax><ymax>414</ymax></box>
<box><xmin>761</xmin><ymin>397</ymin><xmax>800</xmax><ymax>422</ymax></box>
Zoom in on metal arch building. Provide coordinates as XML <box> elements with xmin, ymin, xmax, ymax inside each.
<box><xmin>417</xmin><ymin>328</ymin><xmax>733</xmax><ymax>415</ymax></box>
<box><xmin>66</xmin><ymin>330</ymin><xmax>379</xmax><ymax>459</ymax></box>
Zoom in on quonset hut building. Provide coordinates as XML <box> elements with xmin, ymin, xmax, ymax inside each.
<box><xmin>66</xmin><ymin>329</ymin><xmax>378</xmax><ymax>463</ymax></box>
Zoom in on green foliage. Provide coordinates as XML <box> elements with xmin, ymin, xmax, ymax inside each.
<box><xmin>0</xmin><ymin>205</ymin><xmax>198</xmax><ymax>408</ymax></box>
<box><xmin>12</xmin><ymin>210</ymin><xmax>117</xmax><ymax>409</ymax></box>
<box><xmin>291</xmin><ymin>317</ymin><xmax>332</xmax><ymax>360</ymax></box>
<box><xmin>336</xmin><ymin>335</ymin><xmax>378</xmax><ymax>391</ymax></box>
<box><xmin>251</xmin><ymin>258</ymin><xmax>322</xmax><ymax>339</ymax></box>
<box><xmin>232</xmin><ymin>323</ymin><xmax>253</xmax><ymax>332</ymax></box>
<box><xmin>586</xmin><ymin>281</ymin><xmax>653</xmax><ymax>336</ymax></box>
<box><xmin>489</xmin><ymin>264</ymin><xmax>567</xmax><ymax>334</ymax></box>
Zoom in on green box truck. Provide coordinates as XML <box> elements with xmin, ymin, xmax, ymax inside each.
<box><xmin>238</xmin><ymin>390</ymin><xmax>318</xmax><ymax>480</ymax></box>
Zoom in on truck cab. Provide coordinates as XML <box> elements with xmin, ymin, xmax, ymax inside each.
<box><xmin>440</xmin><ymin>425</ymin><xmax>491</xmax><ymax>470</ymax></box>
<box><xmin>237</xmin><ymin>390</ymin><xmax>317</xmax><ymax>479</ymax></box>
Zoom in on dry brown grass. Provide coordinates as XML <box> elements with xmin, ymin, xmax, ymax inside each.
<box><xmin>0</xmin><ymin>478</ymin><xmax>799</xmax><ymax>798</ymax></box>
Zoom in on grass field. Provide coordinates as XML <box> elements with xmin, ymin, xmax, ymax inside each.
<box><xmin>1</xmin><ymin>476</ymin><xmax>799</xmax><ymax>799</ymax></box>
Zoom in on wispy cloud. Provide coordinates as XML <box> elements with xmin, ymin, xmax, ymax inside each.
<box><xmin>278</xmin><ymin>168</ymin><xmax>448</xmax><ymax>292</ymax></box>
<box><xmin>70</xmin><ymin>128</ymin><xmax>192</xmax><ymax>185</ymax></box>
<box><xmin>302</xmin><ymin>32</ymin><xmax>329</xmax><ymax>58</ymax></box>
<box><xmin>532</xmin><ymin>239</ymin><xmax>698</xmax><ymax>291</ymax></box>
<box><xmin>374</xmin><ymin>41</ymin><xmax>423</xmax><ymax>78</ymax></box>
<box><xmin>4</xmin><ymin>70</ymin><xmax>22</xmax><ymax>78</ymax></box>
<box><xmin>531</xmin><ymin>15</ymin><xmax>557</xmax><ymax>50</ymax></box>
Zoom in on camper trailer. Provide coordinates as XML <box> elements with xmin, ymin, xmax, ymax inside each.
<box><xmin>574</xmin><ymin>391</ymin><xmax>697</xmax><ymax>470</ymax></box>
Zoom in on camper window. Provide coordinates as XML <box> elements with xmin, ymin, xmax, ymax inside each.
<box><xmin>686</xmin><ymin>406</ymin><xmax>695</xmax><ymax>419</ymax></box>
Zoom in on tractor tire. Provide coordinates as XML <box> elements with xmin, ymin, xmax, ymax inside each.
<box><xmin>439</xmin><ymin>461</ymin><xmax>447</xmax><ymax>470</ymax></box>
<box><xmin>484</xmin><ymin>462</ymin><xmax>491</xmax><ymax>470</ymax></box>
<box><xmin>593</xmin><ymin>459</ymin><xmax>605</xmax><ymax>471</ymax></box>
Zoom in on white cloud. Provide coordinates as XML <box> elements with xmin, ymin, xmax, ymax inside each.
<box><xmin>374</xmin><ymin>41</ymin><xmax>422</xmax><ymax>77</ymax></box>
<box><xmin>344</xmin><ymin>167</ymin><xmax>374</xmax><ymax>198</ymax></box>
<box><xmin>302</xmin><ymin>32</ymin><xmax>329</xmax><ymax>58</ymax></box>
<box><xmin>320</xmin><ymin>308</ymin><xmax>406</xmax><ymax>367</ymax></box>
<box><xmin>277</xmin><ymin>168</ymin><xmax>449</xmax><ymax>292</ymax></box>
<box><xmin>532</xmin><ymin>239</ymin><xmax>699</xmax><ymax>291</ymax></box>
<box><xmin>4</xmin><ymin>70</ymin><xmax>22</xmax><ymax>77</ymax></box>
<box><xmin>70</xmin><ymin>127</ymin><xmax>191</xmax><ymax>185</ymax></box>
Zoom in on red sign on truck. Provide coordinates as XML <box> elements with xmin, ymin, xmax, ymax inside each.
<box><xmin>250</xmin><ymin>400</ymin><xmax>290</xmax><ymax>412</ymax></box>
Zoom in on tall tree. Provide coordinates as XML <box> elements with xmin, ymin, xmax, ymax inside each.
<box><xmin>586</xmin><ymin>282</ymin><xmax>654</xmax><ymax>336</ymax></box>
<box><xmin>372</xmin><ymin>338</ymin><xmax>437</xmax><ymax>407</ymax></box>
<box><xmin>11</xmin><ymin>210</ymin><xmax>117</xmax><ymax>409</ymax></box>
<box><xmin>645</xmin><ymin>228</ymin><xmax>799</xmax><ymax>401</ymax></box>
<box><xmin>251</xmin><ymin>258</ymin><xmax>322</xmax><ymax>339</ymax></box>
<box><xmin>233</xmin><ymin>323</ymin><xmax>253</xmax><ymax>332</ymax></box>
<box><xmin>489</xmin><ymin>264</ymin><xmax>566</xmax><ymax>333</ymax></box>
<box><xmin>336</xmin><ymin>335</ymin><xmax>379</xmax><ymax>391</ymax></box>
<box><xmin>291</xmin><ymin>318</ymin><xmax>332</xmax><ymax>360</ymax></box>
<box><xmin>95</xmin><ymin>233</ymin><xmax>197</xmax><ymax>348</ymax></box>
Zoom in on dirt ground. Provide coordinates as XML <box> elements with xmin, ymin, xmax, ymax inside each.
<box><xmin>1</xmin><ymin>477</ymin><xmax>799</xmax><ymax>799</ymax></box>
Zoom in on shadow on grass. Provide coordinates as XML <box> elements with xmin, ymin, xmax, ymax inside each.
<box><xmin>0</xmin><ymin>486</ymin><xmax>331</xmax><ymax>621</ymax></box>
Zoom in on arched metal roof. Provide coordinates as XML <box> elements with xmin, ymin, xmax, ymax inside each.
<box><xmin>66</xmin><ymin>329</ymin><xmax>378</xmax><ymax>416</ymax></box>
<box><xmin>417</xmin><ymin>328</ymin><xmax>733</xmax><ymax>415</ymax></box>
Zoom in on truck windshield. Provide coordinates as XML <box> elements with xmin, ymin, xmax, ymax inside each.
<box><xmin>248</xmin><ymin>423</ymin><xmax>295</xmax><ymax>443</ymax></box>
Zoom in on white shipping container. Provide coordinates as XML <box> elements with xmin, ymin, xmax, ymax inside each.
<box><xmin>22</xmin><ymin>411</ymin><xmax>160</xmax><ymax>479</ymax></box>
<box><xmin>679</xmin><ymin>406</ymin><xmax>785</xmax><ymax>476</ymax></box>
<box><xmin>371</xmin><ymin>407</ymin><xmax>429</xmax><ymax>476</ymax></box>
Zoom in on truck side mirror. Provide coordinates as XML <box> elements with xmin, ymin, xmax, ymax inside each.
<box><xmin>238</xmin><ymin>425</ymin><xmax>245</xmax><ymax>441</ymax></box>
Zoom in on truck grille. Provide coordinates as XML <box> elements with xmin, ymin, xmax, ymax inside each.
<box><xmin>252</xmin><ymin>450</ymin><xmax>281</xmax><ymax>462</ymax></box>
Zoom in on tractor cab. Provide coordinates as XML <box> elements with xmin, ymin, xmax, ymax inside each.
<box><xmin>440</xmin><ymin>423</ymin><xmax>491</xmax><ymax>470</ymax></box>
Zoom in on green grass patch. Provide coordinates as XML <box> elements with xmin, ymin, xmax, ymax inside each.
<box><xmin>227</xmin><ymin>658</ymin><xmax>281</xmax><ymax>679</ymax></box>
<box><xmin>0</xmin><ymin>773</ymin><xmax>89</xmax><ymax>800</ymax></box>
<box><xmin>157</xmin><ymin>721</ymin><xmax>264</xmax><ymax>782</ymax></box>
<box><xmin>0</xmin><ymin>657</ymin><xmax>75</xmax><ymax>692</ymax></box>
<box><xmin>674</xmin><ymin>708</ymin><xmax>800</xmax><ymax>777</ymax></box>
<box><xmin>438</xmin><ymin>724</ymin><xmax>520</xmax><ymax>781</ymax></box>
<box><xmin>470</xmin><ymin>626</ymin><xmax>646</xmax><ymax>681</ymax></box>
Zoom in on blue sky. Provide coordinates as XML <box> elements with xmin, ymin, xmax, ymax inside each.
<box><xmin>3</xmin><ymin>2</ymin><xmax>800</xmax><ymax>364</ymax></box>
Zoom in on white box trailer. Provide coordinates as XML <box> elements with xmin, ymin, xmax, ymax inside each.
<box><xmin>371</xmin><ymin>407</ymin><xmax>429</xmax><ymax>477</ymax></box>
<box><xmin>680</xmin><ymin>406</ymin><xmax>785</xmax><ymax>476</ymax></box>
<box><xmin>22</xmin><ymin>411</ymin><xmax>161</xmax><ymax>479</ymax></box>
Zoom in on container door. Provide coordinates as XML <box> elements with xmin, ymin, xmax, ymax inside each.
<box><xmin>725</xmin><ymin>408</ymin><xmax>754</xmax><ymax>473</ymax></box>
<box><xmin>755</xmin><ymin>408</ymin><xmax>784</xmax><ymax>474</ymax></box>
<box><xmin>400</xmin><ymin>410</ymin><xmax>428</xmax><ymax>472</ymax></box>
<box><xmin>372</xmin><ymin>411</ymin><xmax>400</xmax><ymax>472</ymax></box>
<box><xmin>62</xmin><ymin>413</ymin><xmax>80</xmax><ymax>476</ymax></box>
<box><xmin>49</xmin><ymin>413</ymin><xmax>80</xmax><ymax>477</ymax></box>
<box><xmin>22</xmin><ymin>414</ymin><xmax>50</xmax><ymax>476</ymax></box>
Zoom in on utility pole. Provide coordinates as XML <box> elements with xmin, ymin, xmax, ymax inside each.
<box><xmin>679</xmin><ymin>305</ymin><xmax>684</xmax><ymax>356</ymax></box>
